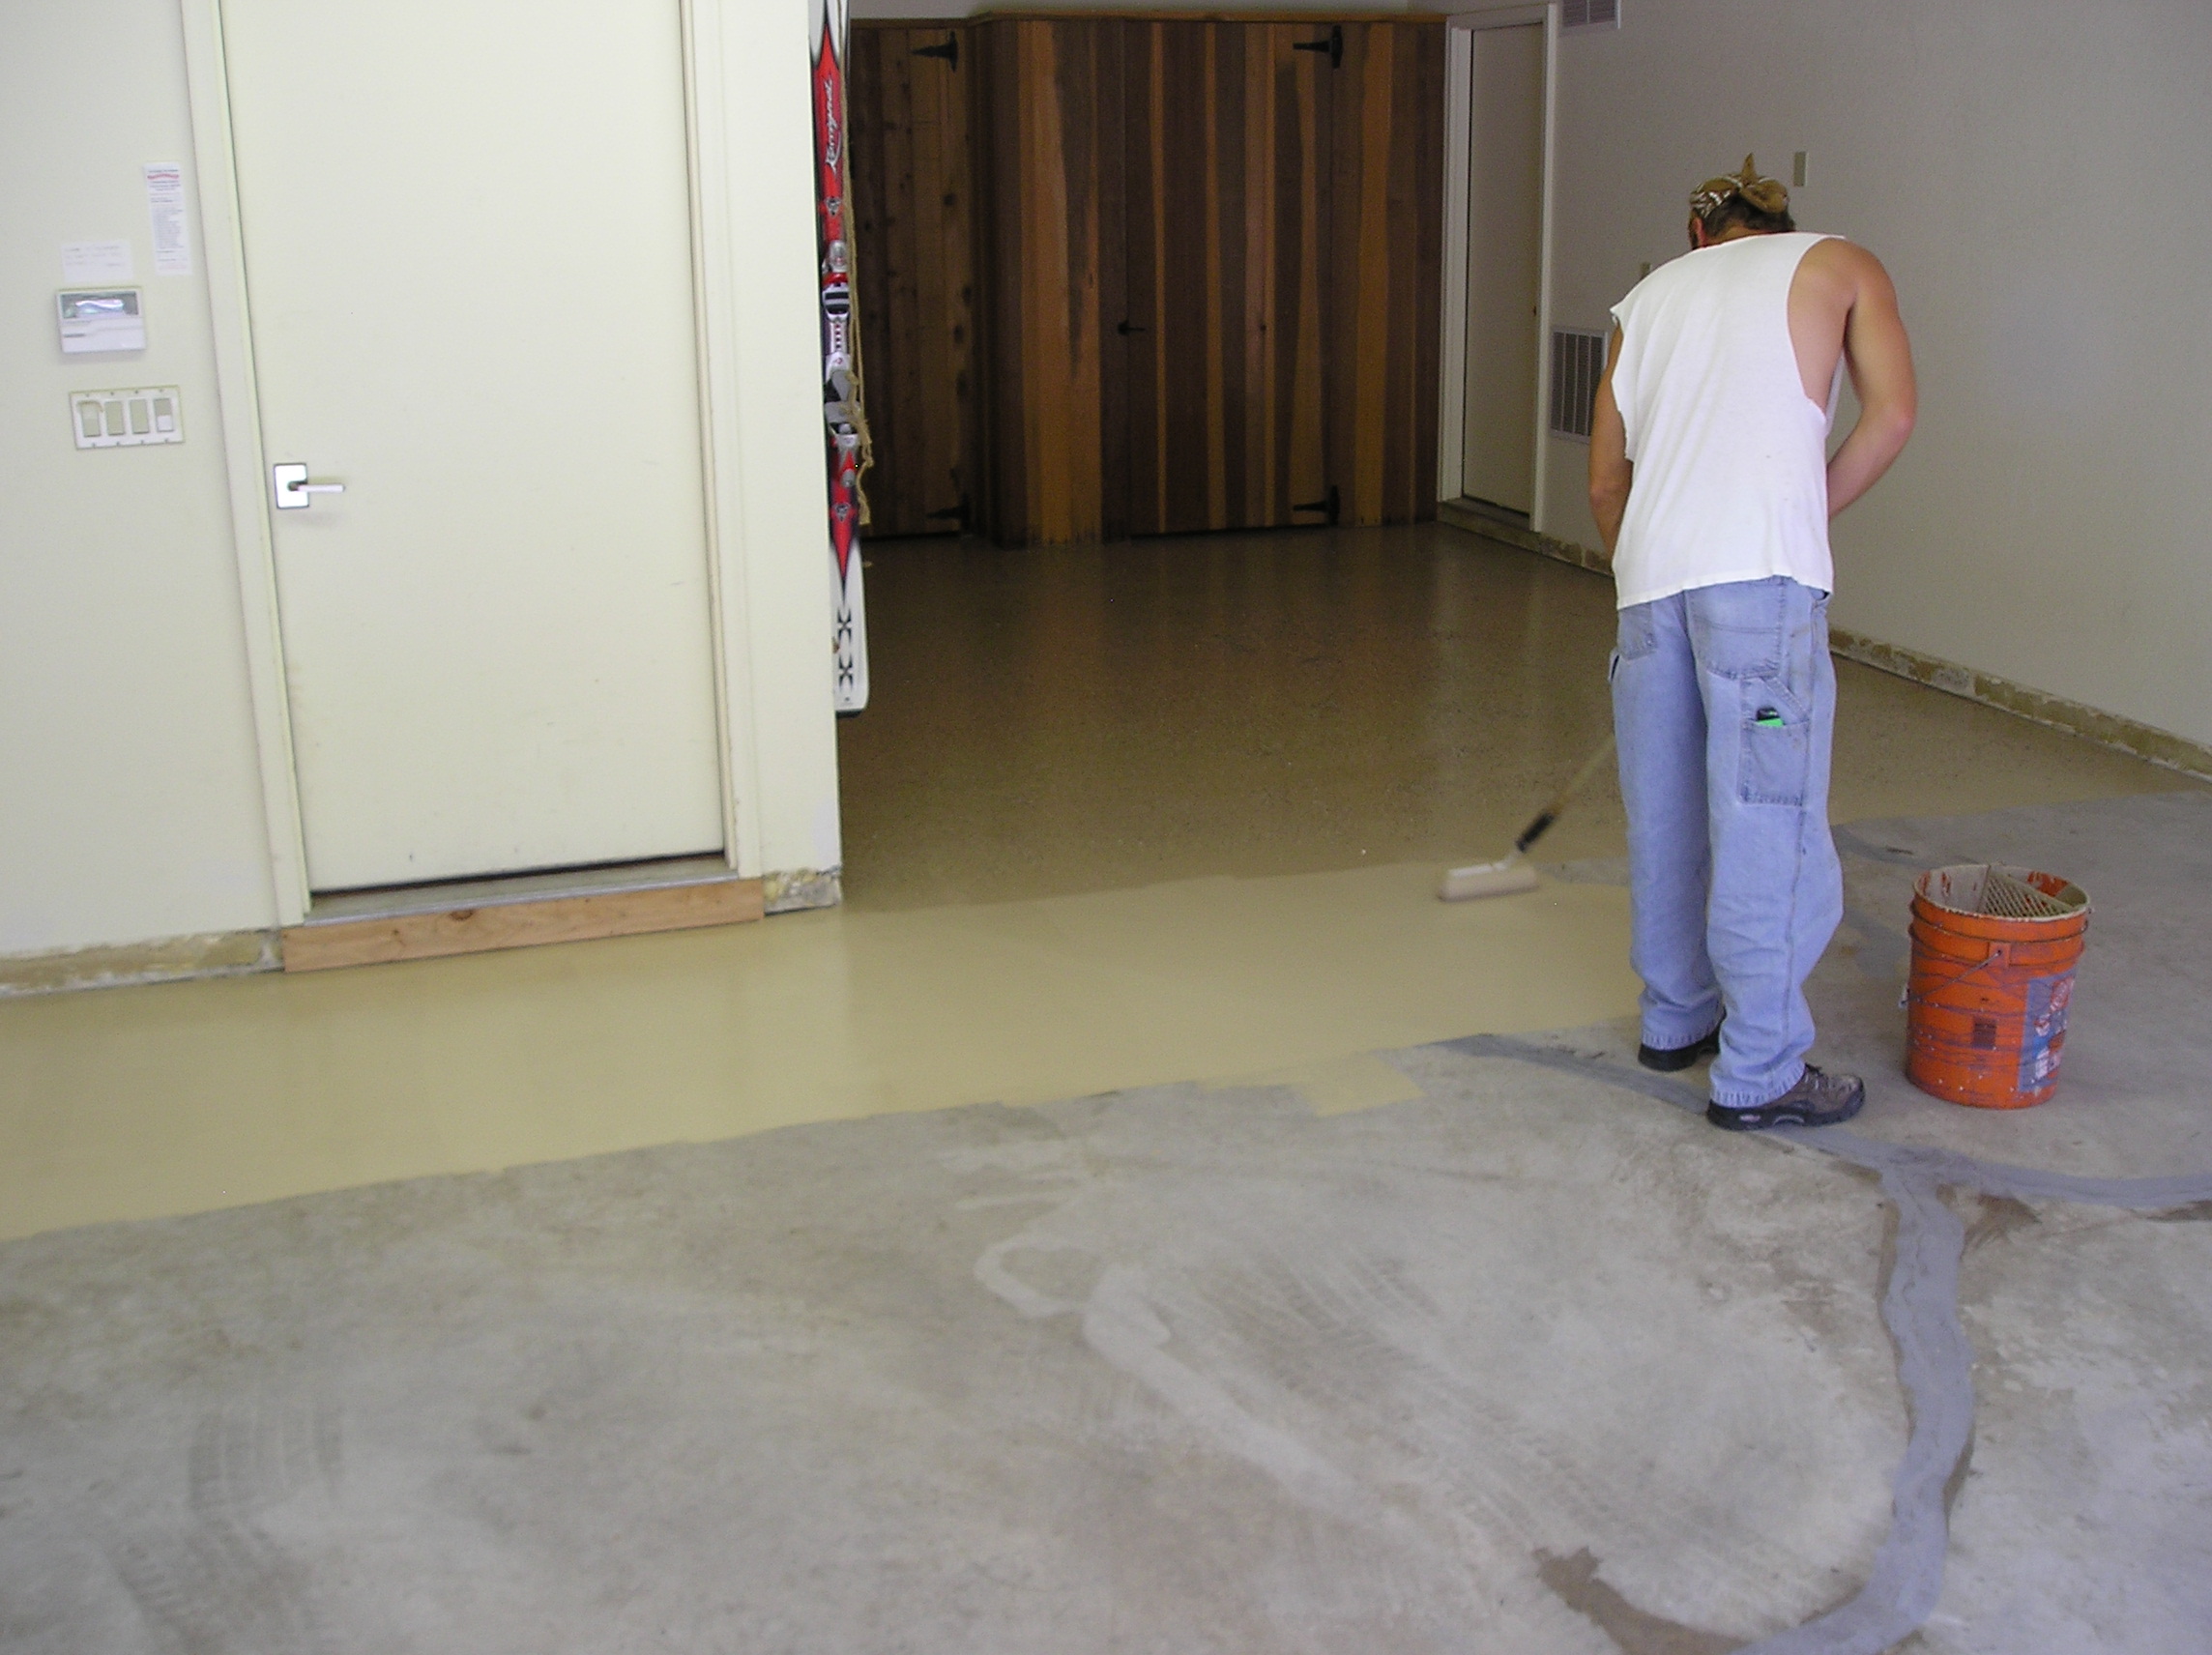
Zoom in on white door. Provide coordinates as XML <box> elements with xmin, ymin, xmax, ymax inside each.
<box><xmin>223</xmin><ymin>0</ymin><xmax>727</xmax><ymax>893</ymax></box>
<box><xmin>1460</xmin><ymin>22</ymin><xmax>1545</xmax><ymax>517</ymax></box>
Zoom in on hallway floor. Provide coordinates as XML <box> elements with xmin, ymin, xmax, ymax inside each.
<box><xmin>4</xmin><ymin>526</ymin><xmax>2206</xmax><ymax>1651</ymax></box>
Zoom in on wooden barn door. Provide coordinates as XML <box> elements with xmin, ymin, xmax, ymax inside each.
<box><xmin>1124</xmin><ymin>18</ymin><xmax>1441</xmax><ymax>537</ymax></box>
<box><xmin>853</xmin><ymin>16</ymin><xmax>1441</xmax><ymax>549</ymax></box>
<box><xmin>848</xmin><ymin>23</ymin><xmax>978</xmax><ymax>537</ymax></box>
<box><xmin>971</xmin><ymin>16</ymin><xmax>1128</xmax><ymax>548</ymax></box>
<box><xmin>1325</xmin><ymin>19</ymin><xmax>1444</xmax><ymax>530</ymax></box>
<box><xmin>1123</xmin><ymin>20</ymin><xmax>1330</xmax><ymax>536</ymax></box>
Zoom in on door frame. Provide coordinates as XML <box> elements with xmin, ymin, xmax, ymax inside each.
<box><xmin>181</xmin><ymin>0</ymin><xmax>786</xmax><ymax>924</ymax></box>
<box><xmin>1436</xmin><ymin>3</ymin><xmax>1558</xmax><ymax>531</ymax></box>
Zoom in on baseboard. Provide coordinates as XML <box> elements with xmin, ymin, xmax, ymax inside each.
<box><xmin>1435</xmin><ymin>500</ymin><xmax>2212</xmax><ymax>784</ymax></box>
<box><xmin>0</xmin><ymin>929</ymin><xmax>279</xmax><ymax>998</ymax></box>
<box><xmin>764</xmin><ymin>866</ymin><xmax>842</xmax><ymax>914</ymax></box>
<box><xmin>281</xmin><ymin>870</ymin><xmax>767</xmax><ymax>973</ymax></box>
<box><xmin>1824</xmin><ymin>627</ymin><xmax>2212</xmax><ymax>782</ymax></box>
<box><xmin>1436</xmin><ymin>497</ymin><xmax>1610</xmax><ymax>577</ymax></box>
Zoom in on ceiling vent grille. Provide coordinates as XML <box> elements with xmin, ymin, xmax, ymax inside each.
<box><xmin>1550</xmin><ymin>328</ymin><xmax>1609</xmax><ymax>442</ymax></box>
<box><xmin>1560</xmin><ymin>0</ymin><xmax>1621</xmax><ymax>31</ymax></box>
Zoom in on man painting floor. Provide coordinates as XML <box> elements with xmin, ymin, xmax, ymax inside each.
<box><xmin>1588</xmin><ymin>157</ymin><xmax>1918</xmax><ymax>1131</ymax></box>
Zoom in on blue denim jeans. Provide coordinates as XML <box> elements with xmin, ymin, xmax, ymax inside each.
<box><xmin>1610</xmin><ymin>577</ymin><xmax>1842</xmax><ymax>1108</ymax></box>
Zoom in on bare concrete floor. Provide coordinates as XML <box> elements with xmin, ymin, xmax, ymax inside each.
<box><xmin>3</xmin><ymin>527</ymin><xmax>2207</xmax><ymax>1651</ymax></box>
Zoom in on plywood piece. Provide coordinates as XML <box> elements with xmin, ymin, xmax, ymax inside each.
<box><xmin>281</xmin><ymin>878</ymin><xmax>764</xmax><ymax>973</ymax></box>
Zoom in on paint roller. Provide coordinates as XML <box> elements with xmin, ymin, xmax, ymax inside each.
<box><xmin>1438</xmin><ymin>734</ymin><xmax>1616</xmax><ymax>902</ymax></box>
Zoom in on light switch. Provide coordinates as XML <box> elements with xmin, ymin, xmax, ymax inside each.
<box><xmin>72</xmin><ymin>386</ymin><xmax>183</xmax><ymax>449</ymax></box>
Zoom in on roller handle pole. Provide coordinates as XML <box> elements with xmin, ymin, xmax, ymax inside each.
<box><xmin>1512</xmin><ymin>811</ymin><xmax>1557</xmax><ymax>857</ymax></box>
<box><xmin>1510</xmin><ymin>734</ymin><xmax>1616</xmax><ymax>857</ymax></box>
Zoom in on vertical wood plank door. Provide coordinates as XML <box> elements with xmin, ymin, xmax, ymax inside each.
<box><xmin>849</xmin><ymin>23</ymin><xmax>977</xmax><ymax>538</ymax></box>
<box><xmin>1124</xmin><ymin>21</ymin><xmax>1330</xmax><ymax>537</ymax></box>
<box><xmin>973</xmin><ymin>16</ymin><xmax>1127</xmax><ymax>548</ymax></box>
<box><xmin>1326</xmin><ymin>19</ymin><xmax>1445</xmax><ymax>529</ymax></box>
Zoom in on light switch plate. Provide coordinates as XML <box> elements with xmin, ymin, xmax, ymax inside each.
<box><xmin>72</xmin><ymin>387</ymin><xmax>183</xmax><ymax>449</ymax></box>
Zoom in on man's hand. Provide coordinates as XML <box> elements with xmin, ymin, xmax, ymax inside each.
<box><xmin>1587</xmin><ymin>325</ymin><xmax>1630</xmax><ymax>561</ymax></box>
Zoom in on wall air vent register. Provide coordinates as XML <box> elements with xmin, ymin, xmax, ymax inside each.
<box><xmin>1548</xmin><ymin>329</ymin><xmax>1609</xmax><ymax>443</ymax></box>
<box><xmin>1559</xmin><ymin>0</ymin><xmax>1621</xmax><ymax>31</ymax></box>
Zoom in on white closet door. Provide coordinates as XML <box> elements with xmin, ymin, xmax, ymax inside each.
<box><xmin>224</xmin><ymin>0</ymin><xmax>726</xmax><ymax>891</ymax></box>
<box><xmin>1460</xmin><ymin>22</ymin><xmax>1545</xmax><ymax>517</ymax></box>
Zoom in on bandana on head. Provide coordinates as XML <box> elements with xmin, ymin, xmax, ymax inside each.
<box><xmin>1690</xmin><ymin>155</ymin><xmax>1790</xmax><ymax>220</ymax></box>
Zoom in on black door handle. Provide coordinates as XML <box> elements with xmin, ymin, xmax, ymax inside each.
<box><xmin>1117</xmin><ymin>320</ymin><xmax>1147</xmax><ymax>335</ymax></box>
<box><xmin>914</xmin><ymin>35</ymin><xmax>958</xmax><ymax>68</ymax></box>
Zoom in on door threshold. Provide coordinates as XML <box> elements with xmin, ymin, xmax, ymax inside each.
<box><xmin>282</xmin><ymin>856</ymin><xmax>763</xmax><ymax>973</ymax></box>
<box><xmin>1447</xmin><ymin>495</ymin><xmax>1531</xmax><ymax>530</ymax></box>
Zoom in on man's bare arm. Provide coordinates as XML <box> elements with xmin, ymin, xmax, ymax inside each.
<box><xmin>1587</xmin><ymin>326</ymin><xmax>1631</xmax><ymax>560</ymax></box>
<box><xmin>1826</xmin><ymin>248</ymin><xmax>1916</xmax><ymax>516</ymax></box>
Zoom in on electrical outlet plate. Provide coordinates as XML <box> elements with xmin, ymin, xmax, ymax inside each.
<box><xmin>72</xmin><ymin>387</ymin><xmax>183</xmax><ymax>449</ymax></box>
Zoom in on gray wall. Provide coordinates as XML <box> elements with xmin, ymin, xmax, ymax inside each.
<box><xmin>1537</xmin><ymin>0</ymin><xmax>2212</xmax><ymax>748</ymax></box>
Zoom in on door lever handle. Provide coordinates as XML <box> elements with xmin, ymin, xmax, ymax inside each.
<box><xmin>273</xmin><ymin>461</ymin><xmax>346</xmax><ymax>508</ymax></box>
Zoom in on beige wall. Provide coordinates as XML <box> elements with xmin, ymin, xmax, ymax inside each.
<box><xmin>0</xmin><ymin>2</ymin><xmax>276</xmax><ymax>956</ymax></box>
<box><xmin>1534</xmin><ymin>0</ymin><xmax>2212</xmax><ymax>748</ymax></box>
<box><xmin>1</xmin><ymin>0</ymin><xmax>843</xmax><ymax>961</ymax></box>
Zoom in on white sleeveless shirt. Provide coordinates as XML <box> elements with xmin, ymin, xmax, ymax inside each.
<box><xmin>1606</xmin><ymin>232</ymin><xmax>1840</xmax><ymax>609</ymax></box>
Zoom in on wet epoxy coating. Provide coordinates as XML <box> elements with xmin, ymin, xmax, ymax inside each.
<box><xmin>0</xmin><ymin>525</ymin><xmax>2197</xmax><ymax>1238</ymax></box>
<box><xmin>1</xmin><ymin>863</ymin><xmax>1638</xmax><ymax>1240</ymax></box>
<box><xmin>836</xmin><ymin>527</ymin><xmax>2188</xmax><ymax>909</ymax></box>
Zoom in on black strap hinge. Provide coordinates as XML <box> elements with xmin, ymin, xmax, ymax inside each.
<box><xmin>1293</xmin><ymin>25</ymin><xmax>1344</xmax><ymax>69</ymax></box>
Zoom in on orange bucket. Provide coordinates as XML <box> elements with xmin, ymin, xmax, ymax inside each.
<box><xmin>1906</xmin><ymin>864</ymin><xmax>2089</xmax><ymax>1109</ymax></box>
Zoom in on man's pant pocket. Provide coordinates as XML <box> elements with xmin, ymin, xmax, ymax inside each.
<box><xmin>1615</xmin><ymin>602</ymin><xmax>1661</xmax><ymax>665</ymax></box>
<box><xmin>1737</xmin><ymin>677</ymin><xmax>1813</xmax><ymax>805</ymax></box>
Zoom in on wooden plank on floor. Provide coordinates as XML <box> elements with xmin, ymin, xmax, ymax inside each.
<box><xmin>280</xmin><ymin>878</ymin><xmax>766</xmax><ymax>973</ymax></box>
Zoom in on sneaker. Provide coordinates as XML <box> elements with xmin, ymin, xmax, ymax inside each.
<box><xmin>1638</xmin><ymin>1021</ymin><xmax>1722</xmax><ymax>1073</ymax></box>
<box><xmin>1705</xmin><ymin>1065</ymin><xmax>1866</xmax><ymax>1132</ymax></box>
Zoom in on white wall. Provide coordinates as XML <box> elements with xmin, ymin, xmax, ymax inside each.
<box><xmin>1533</xmin><ymin>0</ymin><xmax>2212</xmax><ymax>748</ymax></box>
<box><xmin>1</xmin><ymin>0</ymin><xmax>844</xmax><ymax>959</ymax></box>
<box><xmin>704</xmin><ymin>0</ymin><xmax>849</xmax><ymax>890</ymax></box>
<box><xmin>854</xmin><ymin>0</ymin><xmax>1417</xmax><ymax>15</ymax></box>
<box><xmin>0</xmin><ymin>1</ymin><xmax>276</xmax><ymax>955</ymax></box>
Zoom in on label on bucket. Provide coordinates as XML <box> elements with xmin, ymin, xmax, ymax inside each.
<box><xmin>2017</xmin><ymin>973</ymin><xmax>2075</xmax><ymax>1090</ymax></box>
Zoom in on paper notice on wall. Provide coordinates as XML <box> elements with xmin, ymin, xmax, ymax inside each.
<box><xmin>144</xmin><ymin>163</ymin><xmax>191</xmax><ymax>276</ymax></box>
<box><xmin>63</xmin><ymin>241</ymin><xmax>134</xmax><ymax>283</ymax></box>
